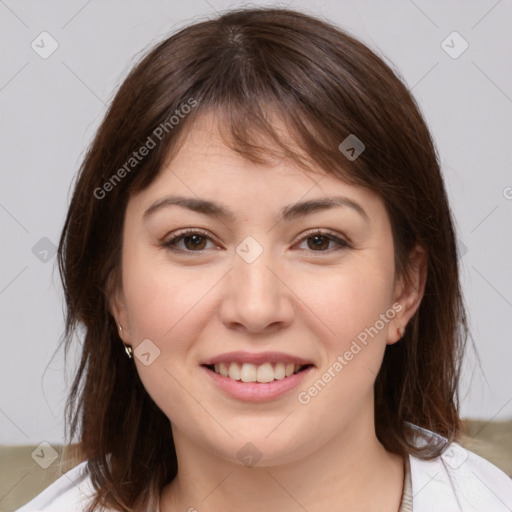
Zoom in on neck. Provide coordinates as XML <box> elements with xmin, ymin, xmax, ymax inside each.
<box><xmin>160</xmin><ymin>405</ymin><xmax>404</xmax><ymax>512</ymax></box>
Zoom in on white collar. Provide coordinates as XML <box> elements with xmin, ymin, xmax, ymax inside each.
<box><xmin>406</xmin><ymin>423</ymin><xmax>512</xmax><ymax>511</ymax></box>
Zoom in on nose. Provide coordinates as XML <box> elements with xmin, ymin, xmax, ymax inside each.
<box><xmin>218</xmin><ymin>245</ymin><xmax>295</xmax><ymax>334</ymax></box>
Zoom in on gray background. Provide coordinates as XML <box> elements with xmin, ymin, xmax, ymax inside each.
<box><xmin>1</xmin><ymin>0</ymin><xmax>511</xmax><ymax>446</ymax></box>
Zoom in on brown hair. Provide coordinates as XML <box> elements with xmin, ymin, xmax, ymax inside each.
<box><xmin>57</xmin><ymin>6</ymin><xmax>468</xmax><ymax>511</ymax></box>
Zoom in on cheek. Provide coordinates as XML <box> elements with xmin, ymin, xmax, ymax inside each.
<box><xmin>293</xmin><ymin>265</ymin><xmax>395</xmax><ymax>416</ymax></box>
<box><xmin>119</xmin><ymin>249</ymin><xmax>213</xmax><ymax>422</ymax></box>
<box><xmin>120</xmin><ymin>245</ymin><xmax>222</xmax><ymax>354</ymax></box>
<box><xmin>122</xmin><ymin>266</ymin><xmax>179</xmax><ymax>343</ymax></box>
<box><xmin>301</xmin><ymin>258</ymin><xmax>395</xmax><ymax>352</ymax></box>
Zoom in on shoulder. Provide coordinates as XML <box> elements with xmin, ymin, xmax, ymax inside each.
<box><xmin>14</xmin><ymin>460</ymin><xmax>104</xmax><ymax>512</ymax></box>
<box><xmin>406</xmin><ymin>423</ymin><xmax>512</xmax><ymax>512</ymax></box>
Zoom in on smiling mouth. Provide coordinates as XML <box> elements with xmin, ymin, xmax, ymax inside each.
<box><xmin>203</xmin><ymin>362</ymin><xmax>313</xmax><ymax>383</ymax></box>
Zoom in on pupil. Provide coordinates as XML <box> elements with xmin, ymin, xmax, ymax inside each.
<box><xmin>309</xmin><ymin>235</ymin><xmax>328</xmax><ymax>250</ymax></box>
<box><xmin>185</xmin><ymin>235</ymin><xmax>205</xmax><ymax>250</ymax></box>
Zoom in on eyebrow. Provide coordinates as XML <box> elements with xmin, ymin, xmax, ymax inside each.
<box><xmin>143</xmin><ymin>195</ymin><xmax>369</xmax><ymax>223</ymax></box>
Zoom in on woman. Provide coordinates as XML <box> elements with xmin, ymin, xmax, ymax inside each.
<box><xmin>16</xmin><ymin>6</ymin><xmax>512</xmax><ymax>512</ymax></box>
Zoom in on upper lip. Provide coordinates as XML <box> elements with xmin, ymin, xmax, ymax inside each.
<box><xmin>201</xmin><ymin>351</ymin><xmax>314</xmax><ymax>366</ymax></box>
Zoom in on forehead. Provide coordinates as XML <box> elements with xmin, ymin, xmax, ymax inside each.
<box><xmin>166</xmin><ymin>109</ymin><xmax>320</xmax><ymax>174</ymax></box>
<box><xmin>156</xmin><ymin>112</ymin><xmax>335</xmax><ymax>189</ymax></box>
<box><xmin>127</xmin><ymin>111</ymin><xmax>386</xmax><ymax>222</ymax></box>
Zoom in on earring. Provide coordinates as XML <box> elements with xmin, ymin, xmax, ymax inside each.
<box><xmin>118</xmin><ymin>324</ymin><xmax>132</xmax><ymax>358</ymax></box>
<box><xmin>123</xmin><ymin>343</ymin><xmax>133</xmax><ymax>359</ymax></box>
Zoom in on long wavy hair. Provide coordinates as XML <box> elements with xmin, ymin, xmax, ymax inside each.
<box><xmin>56</xmin><ymin>6</ymin><xmax>469</xmax><ymax>511</ymax></box>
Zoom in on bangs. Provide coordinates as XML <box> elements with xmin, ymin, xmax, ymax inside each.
<box><xmin>158</xmin><ymin>96</ymin><xmax>358</xmax><ymax>190</ymax></box>
<box><xmin>126</xmin><ymin>13</ymin><xmax>375</xmax><ymax>195</ymax></box>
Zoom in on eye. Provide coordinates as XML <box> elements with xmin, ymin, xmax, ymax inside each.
<box><xmin>162</xmin><ymin>228</ymin><xmax>352</xmax><ymax>255</ymax></box>
<box><xmin>162</xmin><ymin>229</ymin><xmax>219</xmax><ymax>253</ymax></box>
<box><xmin>296</xmin><ymin>229</ymin><xmax>351</xmax><ymax>253</ymax></box>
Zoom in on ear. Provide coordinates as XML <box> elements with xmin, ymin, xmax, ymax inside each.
<box><xmin>107</xmin><ymin>275</ymin><xmax>131</xmax><ymax>344</ymax></box>
<box><xmin>387</xmin><ymin>244</ymin><xmax>427</xmax><ymax>345</ymax></box>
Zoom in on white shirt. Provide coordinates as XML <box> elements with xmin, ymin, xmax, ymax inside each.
<box><xmin>15</xmin><ymin>424</ymin><xmax>512</xmax><ymax>512</ymax></box>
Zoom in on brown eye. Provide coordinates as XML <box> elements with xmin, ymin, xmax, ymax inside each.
<box><xmin>297</xmin><ymin>230</ymin><xmax>351</xmax><ymax>253</ymax></box>
<box><xmin>306</xmin><ymin>235</ymin><xmax>331</xmax><ymax>251</ymax></box>
<box><xmin>163</xmin><ymin>229</ymin><xmax>217</xmax><ymax>253</ymax></box>
<box><xmin>182</xmin><ymin>234</ymin><xmax>207</xmax><ymax>250</ymax></box>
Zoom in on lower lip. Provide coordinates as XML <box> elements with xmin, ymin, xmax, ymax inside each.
<box><xmin>202</xmin><ymin>365</ymin><xmax>314</xmax><ymax>402</ymax></box>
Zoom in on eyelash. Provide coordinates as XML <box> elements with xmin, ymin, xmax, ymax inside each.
<box><xmin>162</xmin><ymin>228</ymin><xmax>352</xmax><ymax>255</ymax></box>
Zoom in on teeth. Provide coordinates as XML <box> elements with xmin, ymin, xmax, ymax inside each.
<box><xmin>228</xmin><ymin>362</ymin><xmax>241</xmax><ymax>381</ymax></box>
<box><xmin>212</xmin><ymin>362</ymin><xmax>306</xmax><ymax>382</ymax></box>
<box><xmin>240</xmin><ymin>363</ymin><xmax>257</xmax><ymax>382</ymax></box>
<box><xmin>256</xmin><ymin>362</ymin><xmax>274</xmax><ymax>383</ymax></box>
<box><xmin>219</xmin><ymin>362</ymin><xmax>229</xmax><ymax>377</ymax></box>
<box><xmin>274</xmin><ymin>362</ymin><xmax>286</xmax><ymax>380</ymax></box>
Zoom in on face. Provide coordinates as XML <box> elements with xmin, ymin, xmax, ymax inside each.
<box><xmin>112</xmin><ymin>113</ymin><xmax>423</xmax><ymax>466</ymax></box>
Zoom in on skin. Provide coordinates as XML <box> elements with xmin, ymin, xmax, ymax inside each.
<box><xmin>111</xmin><ymin>112</ymin><xmax>427</xmax><ymax>512</ymax></box>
